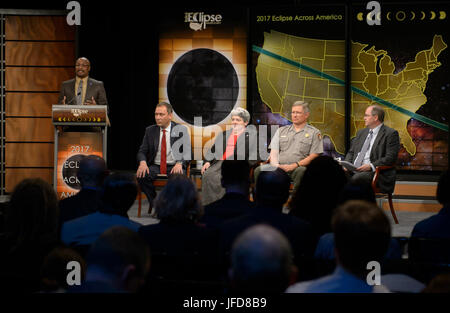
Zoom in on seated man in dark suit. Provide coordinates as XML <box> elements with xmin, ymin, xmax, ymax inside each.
<box><xmin>58</xmin><ymin>155</ymin><xmax>108</xmax><ymax>226</ymax></box>
<box><xmin>199</xmin><ymin>160</ymin><xmax>254</xmax><ymax>227</ymax></box>
<box><xmin>58</xmin><ymin>57</ymin><xmax>107</xmax><ymax>107</ymax></box>
<box><xmin>136</xmin><ymin>102</ymin><xmax>191</xmax><ymax>214</ymax></box>
<box><xmin>344</xmin><ymin>105</ymin><xmax>400</xmax><ymax>194</ymax></box>
<box><xmin>411</xmin><ymin>170</ymin><xmax>450</xmax><ymax>238</ymax></box>
<box><xmin>220</xmin><ymin>168</ymin><xmax>317</xmax><ymax>271</ymax></box>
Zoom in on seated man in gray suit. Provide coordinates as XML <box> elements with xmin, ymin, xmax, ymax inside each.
<box><xmin>136</xmin><ymin>102</ymin><xmax>191</xmax><ymax>214</ymax></box>
<box><xmin>344</xmin><ymin>105</ymin><xmax>400</xmax><ymax>194</ymax></box>
<box><xmin>58</xmin><ymin>57</ymin><xmax>108</xmax><ymax>107</ymax></box>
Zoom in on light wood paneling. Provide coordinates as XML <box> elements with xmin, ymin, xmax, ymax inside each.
<box><xmin>5</xmin><ymin>143</ymin><xmax>54</xmax><ymax>167</ymax></box>
<box><xmin>5</xmin><ymin>118</ymin><xmax>54</xmax><ymax>142</ymax></box>
<box><xmin>5</xmin><ymin>16</ymin><xmax>75</xmax><ymax>41</ymax></box>
<box><xmin>5</xmin><ymin>168</ymin><xmax>53</xmax><ymax>193</ymax></box>
<box><xmin>382</xmin><ymin>202</ymin><xmax>441</xmax><ymax>213</ymax></box>
<box><xmin>5</xmin><ymin>41</ymin><xmax>75</xmax><ymax>66</ymax></box>
<box><xmin>394</xmin><ymin>183</ymin><xmax>437</xmax><ymax>197</ymax></box>
<box><xmin>5</xmin><ymin>67</ymin><xmax>72</xmax><ymax>92</ymax></box>
<box><xmin>5</xmin><ymin>93</ymin><xmax>59</xmax><ymax>116</ymax></box>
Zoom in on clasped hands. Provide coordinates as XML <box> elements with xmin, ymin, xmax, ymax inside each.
<box><xmin>136</xmin><ymin>161</ymin><xmax>183</xmax><ymax>178</ymax></box>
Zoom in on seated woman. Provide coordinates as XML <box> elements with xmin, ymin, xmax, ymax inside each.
<box><xmin>200</xmin><ymin>107</ymin><xmax>258</xmax><ymax>206</ymax></box>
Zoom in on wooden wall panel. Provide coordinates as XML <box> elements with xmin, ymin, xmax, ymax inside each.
<box><xmin>5</xmin><ymin>169</ymin><xmax>53</xmax><ymax>193</ymax></box>
<box><xmin>5</xmin><ymin>143</ymin><xmax>54</xmax><ymax>167</ymax></box>
<box><xmin>5</xmin><ymin>42</ymin><xmax>75</xmax><ymax>66</ymax></box>
<box><xmin>5</xmin><ymin>67</ymin><xmax>72</xmax><ymax>92</ymax></box>
<box><xmin>5</xmin><ymin>16</ymin><xmax>75</xmax><ymax>41</ymax></box>
<box><xmin>5</xmin><ymin>118</ymin><xmax>54</xmax><ymax>141</ymax></box>
<box><xmin>5</xmin><ymin>93</ymin><xmax>58</xmax><ymax>116</ymax></box>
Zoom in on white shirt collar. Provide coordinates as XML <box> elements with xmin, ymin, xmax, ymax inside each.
<box><xmin>161</xmin><ymin>123</ymin><xmax>171</xmax><ymax>134</ymax></box>
<box><xmin>370</xmin><ymin>123</ymin><xmax>383</xmax><ymax>136</ymax></box>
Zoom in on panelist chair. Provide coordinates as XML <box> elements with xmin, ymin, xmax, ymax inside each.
<box><xmin>372</xmin><ymin>165</ymin><xmax>399</xmax><ymax>224</ymax></box>
<box><xmin>137</xmin><ymin>163</ymin><xmax>191</xmax><ymax>218</ymax></box>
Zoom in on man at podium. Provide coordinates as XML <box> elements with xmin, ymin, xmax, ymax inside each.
<box><xmin>58</xmin><ymin>57</ymin><xmax>108</xmax><ymax>107</ymax></box>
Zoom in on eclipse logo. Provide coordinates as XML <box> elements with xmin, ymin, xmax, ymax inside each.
<box><xmin>184</xmin><ymin>12</ymin><xmax>222</xmax><ymax>31</ymax></box>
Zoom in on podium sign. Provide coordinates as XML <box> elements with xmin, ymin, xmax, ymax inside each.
<box><xmin>52</xmin><ymin>105</ymin><xmax>108</xmax><ymax>200</ymax></box>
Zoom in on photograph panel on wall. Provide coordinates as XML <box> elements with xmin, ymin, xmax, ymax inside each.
<box><xmin>158</xmin><ymin>8</ymin><xmax>247</xmax><ymax>160</ymax></box>
<box><xmin>351</xmin><ymin>2</ymin><xmax>449</xmax><ymax>172</ymax></box>
<box><xmin>251</xmin><ymin>5</ymin><xmax>347</xmax><ymax>159</ymax></box>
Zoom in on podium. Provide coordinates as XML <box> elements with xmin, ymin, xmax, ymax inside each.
<box><xmin>52</xmin><ymin>105</ymin><xmax>109</xmax><ymax>199</ymax></box>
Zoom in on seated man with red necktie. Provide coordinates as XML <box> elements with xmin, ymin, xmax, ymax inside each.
<box><xmin>136</xmin><ymin>102</ymin><xmax>191</xmax><ymax>214</ymax></box>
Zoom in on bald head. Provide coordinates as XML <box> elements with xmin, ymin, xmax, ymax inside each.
<box><xmin>230</xmin><ymin>225</ymin><xmax>294</xmax><ymax>293</ymax></box>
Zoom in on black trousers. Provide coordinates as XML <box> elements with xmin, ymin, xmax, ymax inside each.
<box><xmin>137</xmin><ymin>163</ymin><xmax>186</xmax><ymax>207</ymax></box>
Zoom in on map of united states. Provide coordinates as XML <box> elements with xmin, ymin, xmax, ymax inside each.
<box><xmin>255</xmin><ymin>30</ymin><xmax>447</xmax><ymax>155</ymax></box>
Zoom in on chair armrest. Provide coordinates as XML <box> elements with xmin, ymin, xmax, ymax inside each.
<box><xmin>186</xmin><ymin>161</ymin><xmax>191</xmax><ymax>177</ymax></box>
<box><xmin>372</xmin><ymin>165</ymin><xmax>394</xmax><ymax>191</ymax></box>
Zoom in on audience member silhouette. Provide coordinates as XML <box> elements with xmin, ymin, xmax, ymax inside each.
<box><xmin>229</xmin><ymin>224</ymin><xmax>297</xmax><ymax>294</ymax></box>
<box><xmin>287</xmin><ymin>200</ymin><xmax>390</xmax><ymax>293</ymax></box>
<box><xmin>220</xmin><ymin>168</ymin><xmax>316</xmax><ymax>275</ymax></box>
<box><xmin>138</xmin><ymin>175</ymin><xmax>220</xmax><ymax>286</ymax></box>
<box><xmin>61</xmin><ymin>172</ymin><xmax>141</xmax><ymax>249</ymax></box>
<box><xmin>59</xmin><ymin>155</ymin><xmax>108</xmax><ymax>226</ymax></box>
<box><xmin>289</xmin><ymin>155</ymin><xmax>347</xmax><ymax>237</ymax></box>
<box><xmin>337</xmin><ymin>180</ymin><xmax>376</xmax><ymax>205</ymax></box>
<box><xmin>200</xmin><ymin>160</ymin><xmax>254</xmax><ymax>227</ymax></box>
<box><xmin>40</xmin><ymin>245</ymin><xmax>86</xmax><ymax>293</ymax></box>
<box><xmin>411</xmin><ymin>170</ymin><xmax>450</xmax><ymax>239</ymax></box>
<box><xmin>422</xmin><ymin>273</ymin><xmax>450</xmax><ymax>293</ymax></box>
<box><xmin>315</xmin><ymin>181</ymin><xmax>402</xmax><ymax>261</ymax></box>
<box><xmin>0</xmin><ymin>178</ymin><xmax>60</xmax><ymax>293</ymax></box>
<box><xmin>68</xmin><ymin>226</ymin><xmax>150</xmax><ymax>293</ymax></box>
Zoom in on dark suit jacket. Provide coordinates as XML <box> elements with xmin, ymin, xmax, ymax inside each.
<box><xmin>204</xmin><ymin>128</ymin><xmax>259</xmax><ymax>167</ymax></box>
<box><xmin>345</xmin><ymin>124</ymin><xmax>400</xmax><ymax>193</ymax></box>
<box><xmin>138</xmin><ymin>222</ymin><xmax>221</xmax><ymax>281</ymax></box>
<box><xmin>411</xmin><ymin>205</ymin><xmax>450</xmax><ymax>239</ymax></box>
<box><xmin>137</xmin><ymin>121</ymin><xmax>191</xmax><ymax>168</ymax></box>
<box><xmin>199</xmin><ymin>192</ymin><xmax>255</xmax><ymax>227</ymax></box>
<box><xmin>58</xmin><ymin>188</ymin><xmax>102</xmax><ymax>225</ymax></box>
<box><xmin>219</xmin><ymin>205</ymin><xmax>317</xmax><ymax>268</ymax></box>
<box><xmin>58</xmin><ymin>77</ymin><xmax>108</xmax><ymax>107</ymax></box>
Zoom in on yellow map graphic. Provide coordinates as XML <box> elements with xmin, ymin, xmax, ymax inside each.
<box><xmin>255</xmin><ymin>30</ymin><xmax>447</xmax><ymax>155</ymax></box>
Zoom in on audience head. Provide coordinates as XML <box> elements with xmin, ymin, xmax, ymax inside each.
<box><xmin>100</xmin><ymin>172</ymin><xmax>137</xmax><ymax>216</ymax></box>
<box><xmin>84</xmin><ymin>226</ymin><xmax>150</xmax><ymax>293</ymax></box>
<box><xmin>289</xmin><ymin>155</ymin><xmax>347</xmax><ymax>235</ymax></box>
<box><xmin>230</xmin><ymin>224</ymin><xmax>296</xmax><ymax>293</ymax></box>
<box><xmin>422</xmin><ymin>273</ymin><xmax>450</xmax><ymax>293</ymax></box>
<box><xmin>332</xmin><ymin>200</ymin><xmax>391</xmax><ymax>278</ymax></box>
<box><xmin>40</xmin><ymin>246</ymin><xmax>86</xmax><ymax>292</ymax></box>
<box><xmin>77</xmin><ymin>155</ymin><xmax>108</xmax><ymax>188</ymax></box>
<box><xmin>255</xmin><ymin>168</ymin><xmax>291</xmax><ymax>209</ymax></box>
<box><xmin>437</xmin><ymin>170</ymin><xmax>450</xmax><ymax>205</ymax></box>
<box><xmin>338</xmin><ymin>181</ymin><xmax>376</xmax><ymax>205</ymax></box>
<box><xmin>4</xmin><ymin>178</ymin><xmax>58</xmax><ymax>253</ymax></box>
<box><xmin>221</xmin><ymin>160</ymin><xmax>251</xmax><ymax>191</ymax></box>
<box><xmin>154</xmin><ymin>174</ymin><xmax>203</xmax><ymax>223</ymax></box>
